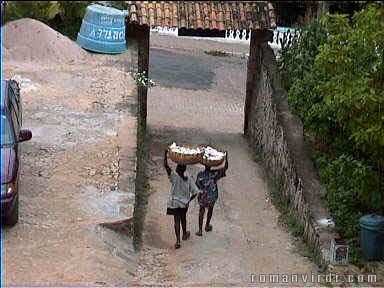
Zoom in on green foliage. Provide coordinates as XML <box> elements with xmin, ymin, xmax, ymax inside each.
<box><xmin>279</xmin><ymin>3</ymin><xmax>384</xmax><ymax>251</ymax></box>
<box><xmin>54</xmin><ymin>1</ymin><xmax>90</xmax><ymax>40</ymax></box>
<box><xmin>55</xmin><ymin>2</ymin><xmax>126</xmax><ymax>40</ymax></box>
<box><xmin>279</xmin><ymin>20</ymin><xmax>328</xmax><ymax>91</ymax></box>
<box><xmin>133</xmin><ymin>71</ymin><xmax>156</xmax><ymax>88</ymax></box>
<box><xmin>314</xmin><ymin>7</ymin><xmax>384</xmax><ymax>162</ymax></box>
<box><xmin>316</xmin><ymin>154</ymin><xmax>380</xmax><ymax>239</ymax></box>
<box><xmin>204</xmin><ymin>50</ymin><xmax>230</xmax><ymax>57</ymax></box>
<box><xmin>109</xmin><ymin>1</ymin><xmax>126</xmax><ymax>10</ymax></box>
<box><xmin>4</xmin><ymin>1</ymin><xmax>60</xmax><ymax>23</ymax></box>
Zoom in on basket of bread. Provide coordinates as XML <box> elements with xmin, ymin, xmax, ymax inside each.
<box><xmin>168</xmin><ymin>142</ymin><xmax>204</xmax><ymax>165</ymax></box>
<box><xmin>168</xmin><ymin>142</ymin><xmax>226</xmax><ymax>167</ymax></box>
<box><xmin>201</xmin><ymin>146</ymin><xmax>226</xmax><ymax>167</ymax></box>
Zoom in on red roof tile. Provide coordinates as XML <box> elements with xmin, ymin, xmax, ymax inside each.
<box><xmin>125</xmin><ymin>1</ymin><xmax>276</xmax><ymax>30</ymax></box>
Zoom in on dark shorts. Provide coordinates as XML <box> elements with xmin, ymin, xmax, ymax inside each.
<box><xmin>167</xmin><ymin>207</ymin><xmax>188</xmax><ymax>216</ymax></box>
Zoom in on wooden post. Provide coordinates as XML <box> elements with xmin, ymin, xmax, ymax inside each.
<box><xmin>244</xmin><ymin>29</ymin><xmax>273</xmax><ymax>135</ymax></box>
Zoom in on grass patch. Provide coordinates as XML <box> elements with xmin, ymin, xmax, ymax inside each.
<box><xmin>204</xmin><ymin>50</ymin><xmax>230</xmax><ymax>57</ymax></box>
<box><xmin>252</xmin><ymin>150</ymin><xmax>263</xmax><ymax>163</ymax></box>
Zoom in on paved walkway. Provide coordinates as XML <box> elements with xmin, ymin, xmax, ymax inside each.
<box><xmin>132</xmin><ymin>42</ymin><xmax>317</xmax><ymax>286</ymax></box>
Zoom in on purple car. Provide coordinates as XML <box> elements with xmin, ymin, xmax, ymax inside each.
<box><xmin>1</xmin><ymin>79</ymin><xmax>32</xmax><ymax>226</ymax></box>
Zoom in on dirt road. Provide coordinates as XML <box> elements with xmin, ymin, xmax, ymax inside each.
<box><xmin>3</xmin><ymin>55</ymin><xmax>138</xmax><ymax>286</ymax></box>
<box><xmin>132</xmin><ymin>36</ymin><xmax>317</xmax><ymax>286</ymax></box>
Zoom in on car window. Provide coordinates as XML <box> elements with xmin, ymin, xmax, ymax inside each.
<box><xmin>1</xmin><ymin>113</ymin><xmax>15</xmax><ymax>146</ymax></box>
<box><xmin>10</xmin><ymin>80</ymin><xmax>20</xmax><ymax>104</ymax></box>
<box><xmin>10</xmin><ymin>101</ymin><xmax>20</xmax><ymax>127</ymax></box>
<box><xmin>9</xmin><ymin>82</ymin><xmax>22</xmax><ymax>125</ymax></box>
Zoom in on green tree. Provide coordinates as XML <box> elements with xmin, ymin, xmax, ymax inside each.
<box><xmin>54</xmin><ymin>1</ymin><xmax>89</xmax><ymax>40</ymax></box>
<box><xmin>279</xmin><ymin>3</ymin><xmax>384</xmax><ymax>246</ymax></box>
<box><xmin>314</xmin><ymin>6</ymin><xmax>384</xmax><ymax>168</ymax></box>
<box><xmin>4</xmin><ymin>1</ymin><xmax>60</xmax><ymax>23</ymax></box>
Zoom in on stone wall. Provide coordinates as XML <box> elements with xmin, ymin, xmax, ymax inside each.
<box><xmin>99</xmin><ymin>44</ymin><xmax>138</xmax><ymax>230</ymax></box>
<box><xmin>245</xmin><ymin>43</ymin><xmax>338</xmax><ymax>266</ymax></box>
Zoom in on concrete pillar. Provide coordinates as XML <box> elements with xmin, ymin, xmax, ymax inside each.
<box><xmin>137</xmin><ymin>26</ymin><xmax>150</xmax><ymax>131</ymax></box>
<box><xmin>126</xmin><ymin>23</ymin><xmax>150</xmax><ymax>131</ymax></box>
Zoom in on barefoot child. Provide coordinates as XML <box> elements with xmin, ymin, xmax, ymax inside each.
<box><xmin>164</xmin><ymin>150</ymin><xmax>200</xmax><ymax>249</ymax></box>
<box><xmin>195</xmin><ymin>152</ymin><xmax>228</xmax><ymax>236</ymax></box>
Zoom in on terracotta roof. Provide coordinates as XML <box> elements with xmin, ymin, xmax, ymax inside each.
<box><xmin>125</xmin><ymin>1</ymin><xmax>276</xmax><ymax>30</ymax></box>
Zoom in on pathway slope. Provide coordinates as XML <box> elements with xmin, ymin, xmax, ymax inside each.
<box><xmin>133</xmin><ymin>38</ymin><xmax>316</xmax><ymax>286</ymax></box>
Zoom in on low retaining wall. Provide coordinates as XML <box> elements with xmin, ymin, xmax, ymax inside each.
<box><xmin>245</xmin><ymin>43</ymin><xmax>338</xmax><ymax>266</ymax></box>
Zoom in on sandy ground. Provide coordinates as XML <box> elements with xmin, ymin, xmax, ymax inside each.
<box><xmin>132</xmin><ymin>35</ymin><xmax>319</xmax><ymax>287</ymax></box>
<box><xmin>3</xmin><ymin>53</ymin><xmax>138</xmax><ymax>286</ymax></box>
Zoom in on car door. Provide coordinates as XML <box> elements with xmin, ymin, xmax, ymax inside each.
<box><xmin>8</xmin><ymin>81</ymin><xmax>21</xmax><ymax>128</ymax></box>
<box><xmin>7</xmin><ymin>93</ymin><xmax>20</xmax><ymax>181</ymax></box>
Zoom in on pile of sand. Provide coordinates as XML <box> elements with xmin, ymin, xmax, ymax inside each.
<box><xmin>4</xmin><ymin>18</ymin><xmax>89</xmax><ymax>64</ymax></box>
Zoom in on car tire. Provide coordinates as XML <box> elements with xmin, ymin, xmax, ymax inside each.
<box><xmin>6</xmin><ymin>193</ymin><xmax>19</xmax><ymax>226</ymax></box>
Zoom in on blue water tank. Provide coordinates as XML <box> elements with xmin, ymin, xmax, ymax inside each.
<box><xmin>77</xmin><ymin>4</ymin><xmax>129</xmax><ymax>54</ymax></box>
<box><xmin>359</xmin><ymin>214</ymin><xmax>384</xmax><ymax>260</ymax></box>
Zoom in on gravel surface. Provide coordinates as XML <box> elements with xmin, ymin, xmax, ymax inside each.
<box><xmin>3</xmin><ymin>51</ymin><xmax>138</xmax><ymax>286</ymax></box>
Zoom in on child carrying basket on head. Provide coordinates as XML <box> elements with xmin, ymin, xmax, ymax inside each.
<box><xmin>164</xmin><ymin>149</ymin><xmax>201</xmax><ymax>249</ymax></box>
<box><xmin>195</xmin><ymin>151</ymin><xmax>228</xmax><ymax>236</ymax></box>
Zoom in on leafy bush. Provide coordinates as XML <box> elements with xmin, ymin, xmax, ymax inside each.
<box><xmin>279</xmin><ymin>20</ymin><xmax>328</xmax><ymax>91</ymax></box>
<box><xmin>4</xmin><ymin>1</ymin><xmax>60</xmax><ymax>23</ymax></box>
<box><xmin>278</xmin><ymin>3</ymin><xmax>384</xmax><ymax>249</ymax></box>
<box><xmin>316</xmin><ymin>154</ymin><xmax>380</xmax><ymax>239</ymax></box>
<box><xmin>314</xmin><ymin>7</ymin><xmax>384</xmax><ymax>163</ymax></box>
<box><xmin>53</xmin><ymin>1</ymin><xmax>90</xmax><ymax>40</ymax></box>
